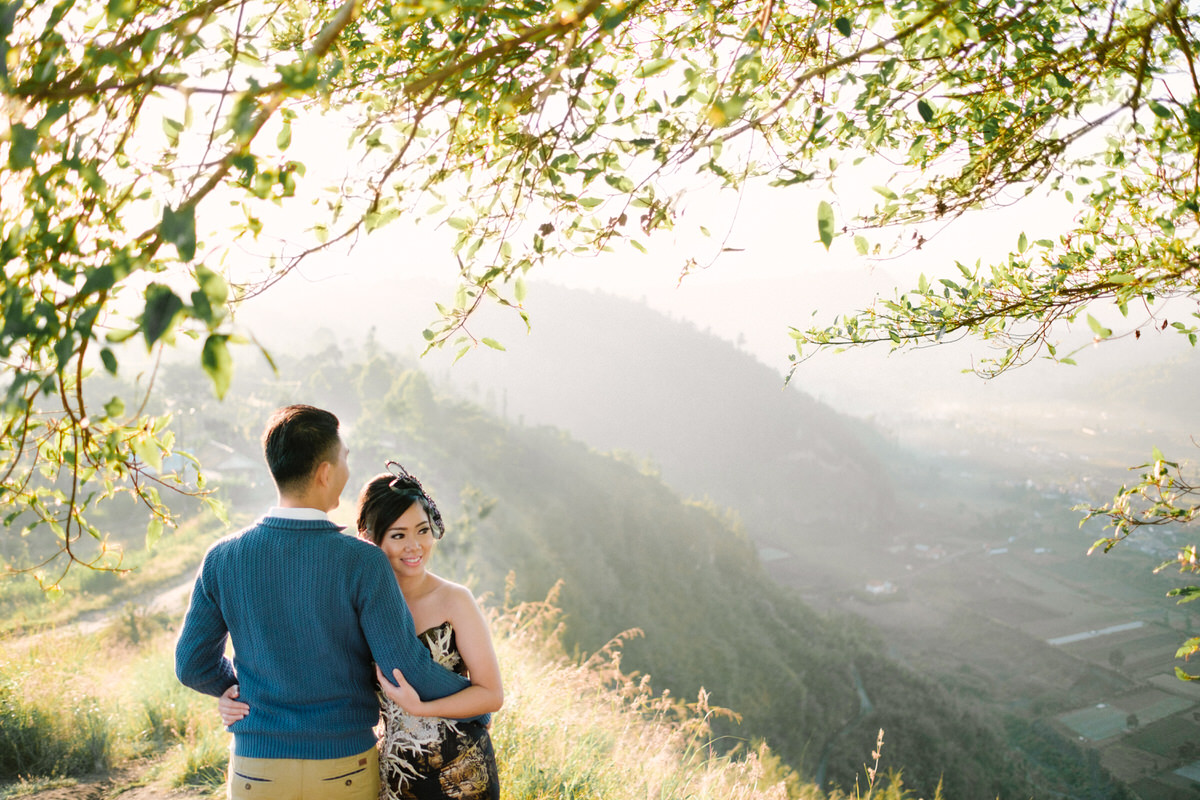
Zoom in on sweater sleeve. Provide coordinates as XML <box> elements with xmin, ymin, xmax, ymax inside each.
<box><xmin>358</xmin><ymin>550</ymin><xmax>489</xmax><ymax>725</ymax></box>
<box><xmin>174</xmin><ymin>555</ymin><xmax>238</xmax><ymax>698</ymax></box>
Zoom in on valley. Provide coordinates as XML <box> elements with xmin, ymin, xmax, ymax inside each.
<box><xmin>761</xmin><ymin>414</ymin><xmax>1200</xmax><ymax>800</ymax></box>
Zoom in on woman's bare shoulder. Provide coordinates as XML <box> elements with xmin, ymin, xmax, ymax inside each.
<box><xmin>430</xmin><ymin>578</ymin><xmax>481</xmax><ymax>618</ymax></box>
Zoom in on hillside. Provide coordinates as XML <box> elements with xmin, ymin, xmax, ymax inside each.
<box><xmin>424</xmin><ymin>284</ymin><xmax>898</xmax><ymax>553</ymax></box>
<box><xmin>256</xmin><ymin>346</ymin><xmax>1123</xmax><ymax>799</ymax></box>
<box><xmin>6</xmin><ymin>325</ymin><xmax>1137</xmax><ymax>799</ymax></box>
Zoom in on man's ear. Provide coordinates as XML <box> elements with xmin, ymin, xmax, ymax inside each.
<box><xmin>312</xmin><ymin>459</ymin><xmax>332</xmax><ymax>490</ymax></box>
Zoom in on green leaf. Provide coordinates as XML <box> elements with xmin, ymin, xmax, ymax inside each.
<box><xmin>162</xmin><ymin>116</ymin><xmax>183</xmax><ymax>146</ymax></box>
<box><xmin>481</xmin><ymin>337</ymin><xmax>506</xmax><ymax>351</ymax></box>
<box><xmin>190</xmin><ymin>288</ymin><xmax>214</xmax><ymax>325</ymax></box>
<box><xmin>106</xmin><ymin>327</ymin><xmax>138</xmax><ymax>344</ymax></box>
<box><xmin>817</xmin><ymin>200</ymin><xmax>835</xmax><ymax>250</ymax></box>
<box><xmin>7</xmin><ymin>123</ymin><xmax>37</xmax><ymax>169</ymax></box>
<box><xmin>1017</xmin><ymin>232</ymin><xmax>1027</xmax><ymax>252</ymax></box>
<box><xmin>1167</xmin><ymin>586</ymin><xmax>1200</xmax><ymax>604</ymax></box>
<box><xmin>141</xmin><ymin>284</ymin><xmax>184</xmax><ymax>347</ymax></box>
<box><xmin>917</xmin><ymin>99</ymin><xmax>934</xmax><ymax>123</ymax></box>
<box><xmin>834</xmin><ymin>16</ymin><xmax>851</xmax><ymax>37</ymax></box>
<box><xmin>277</xmin><ymin>60</ymin><xmax>319</xmax><ymax>90</ymax></box>
<box><xmin>100</xmin><ymin>348</ymin><xmax>119</xmax><ymax>375</ymax></box>
<box><xmin>131</xmin><ymin>436</ymin><xmax>163</xmax><ymax>472</ymax></box>
<box><xmin>80</xmin><ymin>263</ymin><xmax>118</xmax><ymax>296</ymax></box>
<box><xmin>145</xmin><ymin>516</ymin><xmax>163</xmax><ymax>551</ymax></box>
<box><xmin>1147</xmin><ymin>99</ymin><xmax>1172</xmax><ymax>119</ymax></box>
<box><xmin>604</xmin><ymin>174</ymin><xmax>636</xmax><ymax>193</ymax></box>
<box><xmin>1086</xmin><ymin>314</ymin><xmax>1112</xmax><ymax>339</ymax></box>
<box><xmin>75</xmin><ymin>304</ymin><xmax>101</xmax><ymax>339</ymax></box>
<box><xmin>514</xmin><ymin>276</ymin><xmax>527</xmax><ymax>303</ymax></box>
<box><xmin>636</xmin><ymin>59</ymin><xmax>673</xmax><ymax>78</ymax></box>
<box><xmin>161</xmin><ymin>204</ymin><xmax>197</xmax><ymax>261</ymax></box>
<box><xmin>195</xmin><ymin>264</ymin><xmax>228</xmax><ymax>306</ymax></box>
<box><xmin>854</xmin><ymin>235</ymin><xmax>868</xmax><ymax>255</ymax></box>
<box><xmin>201</xmin><ymin>334</ymin><xmax>233</xmax><ymax>399</ymax></box>
<box><xmin>103</xmin><ymin>395</ymin><xmax>125</xmax><ymax>418</ymax></box>
<box><xmin>277</xmin><ymin>120</ymin><xmax>292</xmax><ymax>150</ymax></box>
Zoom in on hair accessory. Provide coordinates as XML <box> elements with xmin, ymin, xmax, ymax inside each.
<box><xmin>385</xmin><ymin>461</ymin><xmax>444</xmax><ymax>539</ymax></box>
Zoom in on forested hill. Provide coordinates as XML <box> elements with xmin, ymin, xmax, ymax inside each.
<box><xmin>178</xmin><ymin>342</ymin><xmax>1121</xmax><ymax>800</ymax></box>
<box><xmin>429</xmin><ymin>283</ymin><xmax>897</xmax><ymax>552</ymax></box>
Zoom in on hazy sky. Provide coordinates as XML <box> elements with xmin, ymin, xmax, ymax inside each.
<box><xmin>225</xmin><ymin>106</ymin><xmax>1197</xmax><ymax>435</ymax></box>
<box><xmin>236</xmin><ymin>161</ymin><xmax>1196</xmax><ymax>424</ymax></box>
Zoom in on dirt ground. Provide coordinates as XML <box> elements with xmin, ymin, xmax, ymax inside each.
<box><xmin>5</xmin><ymin>765</ymin><xmax>213</xmax><ymax>800</ymax></box>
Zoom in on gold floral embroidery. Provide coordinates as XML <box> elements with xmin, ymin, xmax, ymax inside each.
<box><xmin>377</xmin><ymin>622</ymin><xmax>496</xmax><ymax>800</ymax></box>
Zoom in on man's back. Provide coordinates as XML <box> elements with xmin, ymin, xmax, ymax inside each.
<box><xmin>175</xmin><ymin>514</ymin><xmax>466</xmax><ymax>759</ymax></box>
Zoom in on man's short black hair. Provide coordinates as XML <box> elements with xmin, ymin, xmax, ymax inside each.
<box><xmin>262</xmin><ymin>405</ymin><xmax>341</xmax><ymax>494</ymax></box>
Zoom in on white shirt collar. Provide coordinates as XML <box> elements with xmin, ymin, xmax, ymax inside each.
<box><xmin>266</xmin><ymin>506</ymin><xmax>330</xmax><ymax>522</ymax></box>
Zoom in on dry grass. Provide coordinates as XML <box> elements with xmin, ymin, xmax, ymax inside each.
<box><xmin>2</xmin><ymin>579</ymin><xmax>925</xmax><ymax>800</ymax></box>
<box><xmin>491</xmin><ymin>581</ymin><xmax>801</xmax><ymax>800</ymax></box>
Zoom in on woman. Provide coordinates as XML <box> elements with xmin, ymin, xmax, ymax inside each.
<box><xmin>219</xmin><ymin>462</ymin><xmax>503</xmax><ymax>800</ymax></box>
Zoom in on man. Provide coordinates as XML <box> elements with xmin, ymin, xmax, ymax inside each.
<box><xmin>175</xmin><ymin>404</ymin><xmax>479</xmax><ymax>799</ymax></box>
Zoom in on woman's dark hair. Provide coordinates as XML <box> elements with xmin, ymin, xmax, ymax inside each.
<box><xmin>261</xmin><ymin>405</ymin><xmax>341</xmax><ymax>493</ymax></box>
<box><xmin>356</xmin><ymin>470</ymin><xmax>444</xmax><ymax>545</ymax></box>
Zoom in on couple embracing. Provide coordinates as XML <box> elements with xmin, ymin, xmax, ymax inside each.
<box><xmin>175</xmin><ymin>404</ymin><xmax>503</xmax><ymax>800</ymax></box>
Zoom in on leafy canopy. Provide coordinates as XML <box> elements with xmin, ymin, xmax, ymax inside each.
<box><xmin>1</xmin><ymin>0</ymin><xmax>1197</xmax><ymax>615</ymax></box>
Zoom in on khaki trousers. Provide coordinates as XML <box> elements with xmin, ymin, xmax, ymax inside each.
<box><xmin>228</xmin><ymin>746</ymin><xmax>379</xmax><ymax>800</ymax></box>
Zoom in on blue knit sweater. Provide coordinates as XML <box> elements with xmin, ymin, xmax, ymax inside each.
<box><xmin>174</xmin><ymin>515</ymin><xmax>480</xmax><ymax>759</ymax></box>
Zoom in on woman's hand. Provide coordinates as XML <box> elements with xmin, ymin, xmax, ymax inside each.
<box><xmin>375</xmin><ymin>665</ymin><xmax>429</xmax><ymax>716</ymax></box>
<box><xmin>218</xmin><ymin>684</ymin><xmax>250</xmax><ymax>726</ymax></box>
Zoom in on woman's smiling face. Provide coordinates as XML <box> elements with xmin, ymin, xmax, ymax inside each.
<box><xmin>380</xmin><ymin>501</ymin><xmax>436</xmax><ymax>579</ymax></box>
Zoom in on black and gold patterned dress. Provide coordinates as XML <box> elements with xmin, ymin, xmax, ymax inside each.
<box><xmin>377</xmin><ymin>621</ymin><xmax>500</xmax><ymax>800</ymax></box>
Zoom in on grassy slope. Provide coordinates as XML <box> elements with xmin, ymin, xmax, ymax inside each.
<box><xmin>1</xmin><ymin>584</ymin><xmax>881</xmax><ymax>800</ymax></box>
<box><xmin>331</xmin><ymin>356</ymin><xmax>1124</xmax><ymax>800</ymax></box>
<box><xmin>2</xmin><ymin>339</ymin><xmax>1135</xmax><ymax>799</ymax></box>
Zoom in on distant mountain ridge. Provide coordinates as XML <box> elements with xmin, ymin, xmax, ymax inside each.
<box><xmin>434</xmin><ymin>284</ymin><xmax>897</xmax><ymax>552</ymax></box>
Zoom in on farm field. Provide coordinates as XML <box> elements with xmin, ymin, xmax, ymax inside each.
<box><xmin>803</xmin><ymin>465</ymin><xmax>1200</xmax><ymax>799</ymax></box>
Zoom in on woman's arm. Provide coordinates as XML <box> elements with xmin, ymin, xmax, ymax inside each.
<box><xmin>377</xmin><ymin>585</ymin><xmax>503</xmax><ymax>718</ymax></box>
